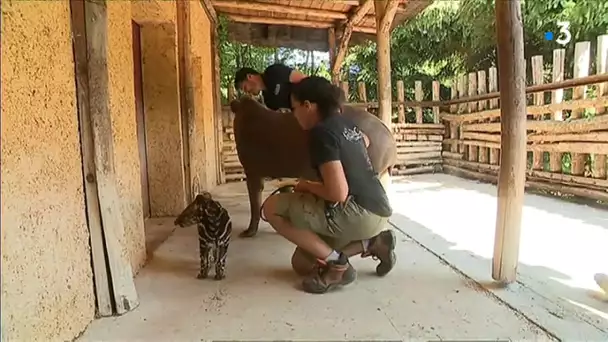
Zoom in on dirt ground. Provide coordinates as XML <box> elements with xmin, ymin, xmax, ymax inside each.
<box><xmin>78</xmin><ymin>179</ymin><xmax>557</xmax><ymax>342</ymax></box>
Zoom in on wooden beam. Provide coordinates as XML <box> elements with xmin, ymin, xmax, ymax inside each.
<box><xmin>331</xmin><ymin>0</ymin><xmax>374</xmax><ymax>83</ymax></box>
<box><xmin>177</xmin><ymin>0</ymin><xmax>193</xmax><ymax>201</ymax></box>
<box><xmin>226</xmin><ymin>14</ymin><xmax>375</xmax><ymax>33</ymax></box>
<box><xmin>492</xmin><ymin>0</ymin><xmax>526</xmax><ymax>285</ymax></box>
<box><xmin>374</xmin><ymin>0</ymin><xmax>399</xmax><ymax>126</ymax></box>
<box><xmin>213</xmin><ymin>0</ymin><xmax>348</xmax><ymax>20</ymax></box>
<box><xmin>84</xmin><ymin>0</ymin><xmax>139</xmax><ymax>313</ymax></box>
<box><xmin>200</xmin><ymin>0</ymin><xmax>218</xmax><ymax>26</ymax></box>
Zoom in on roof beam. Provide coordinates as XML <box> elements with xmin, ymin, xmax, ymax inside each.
<box><xmin>331</xmin><ymin>0</ymin><xmax>374</xmax><ymax>83</ymax></box>
<box><xmin>226</xmin><ymin>14</ymin><xmax>375</xmax><ymax>34</ymax></box>
<box><xmin>213</xmin><ymin>1</ymin><xmax>348</xmax><ymax>20</ymax></box>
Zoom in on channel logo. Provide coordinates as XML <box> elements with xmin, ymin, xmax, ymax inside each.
<box><xmin>544</xmin><ymin>21</ymin><xmax>572</xmax><ymax>46</ymax></box>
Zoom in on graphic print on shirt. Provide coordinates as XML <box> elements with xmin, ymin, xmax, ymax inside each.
<box><xmin>342</xmin><ymin>126</ymin><xmax>373</xmax><ymax>169</ymax></box>
<box><xmin>274</xmin><ymin>84</ymin><xmax>281</xmax><ymax>95</ymax></box>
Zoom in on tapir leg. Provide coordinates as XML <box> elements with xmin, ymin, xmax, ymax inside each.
<box><xmin>240</xmin><ymin>175</ymin><xmax>264</xmax><ymax>238</ymax></box>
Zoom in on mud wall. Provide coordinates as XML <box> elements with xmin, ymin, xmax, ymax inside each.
<box><xmin>0</xmin><ymin>1</ymin><xmax>95</xmax><ymax>341</ymax></box>
<box><xmin>189</xmin><ymin>1</ymin><xmax>219</xmax><ymax>193</ymax></box>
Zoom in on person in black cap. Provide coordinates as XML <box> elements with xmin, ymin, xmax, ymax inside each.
<box><xmin>234</xmin><ymin>63</ymin><xmax>307</xmax><ymax>112</ymax></box>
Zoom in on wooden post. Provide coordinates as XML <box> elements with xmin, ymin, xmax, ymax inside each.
<box><xmin>432</xmin><ymin>81</ymin><xmax>440</xmax><ymax>124</ymax></box>
<box><xmin>594</xmin><ymin>35</ymin><xmax>608</xmax><ymax>179</ymax></box>
<box><xmin>488</xmin><ymin>67</ymin><xmax>500</xmax><ymax>165</ymax></box>
<box><xmin>477</xmin><ymin>70</ymin><xmax>488</xmax><ymax>164</ymax></box>
<box><xmin>492</xmin><ymin>0</ymin><xmax>527</xmax><ymax>284</ymax></box>
<box><xmin>571</xmin><ymin>41</ymin><xmax>591</xmax><ymax>176</ymax></box>
<box><xmin>549</xmin><ymin>49</ymin><xmax>565</xmax><ymax>172</ymax></box>
<box><xmin>449</xmin><ymin>79</ymin><xmax>459</xmax><ymax>153</ymax></box>
<box><xmin>177</xmin><ymin>0</ymin><xmax>193</xmax><ymax>200</ymax></box>
<box><xmin>531</xmin><ymin>55</ymin><xmax>545</xmax><ymax>171</ymax></box>
<box><xmin>415</xmin><ymin>80</ymin><xmax>423</xmax><ymax>123</ymax></box>
<box><xmin>328</xmin><ymin>27</ymin><xmax>337</xmax><ymax>84</ymax></box>
<box><xmin>357</xmin><ymin>82</ymin><xmax>367</xmax><ymax>103</ymax></box>
<box><xmin>396</xmin><ymin>80</ymin><xmax>405</xmax><ymax>123</ymax></box>
<box><xmin>374</xmin><ymin>0</ymin><xmax>399</xmax><ymax>126</ymax></box>
<box><xmin>228</xmin><ymin>84</ymin><xmax>235</xmax><ymax>101</ymax></box>
<box><xmin>211</xmin><ymin>20</ymin><xmax>225</xmax><ymax>184</ymax></box>
<box><xmin>84</xmin><ymin>0</ymin><xmax>139</xmax><ymax>312</ymax></box>
<box><xmin>458</xmin><ymin>74</ymin><xmax>468</xmax><ymax>156</ymax></box>
<box><xmin>341</xmin><ymin>81</ymin><xmax>350</xmax><ymax>102</ymax></box>
<box><xmin>467</xmin><ymin>72</ymin><xmax>478</xmax><ymax>162</ymax></box>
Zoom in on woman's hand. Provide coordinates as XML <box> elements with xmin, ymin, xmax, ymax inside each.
<box><xmin>294</xmin><ymin>179</ymin><xmax>310</xmax><ymax>193</ymax></box>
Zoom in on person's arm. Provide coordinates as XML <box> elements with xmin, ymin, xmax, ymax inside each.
<box><xmin>289</xmin><ymin>69</ymin><xmax>307</xmax><ymax>83</ymax></box>
<box><xmin>297</xmin><ymin>127</ymin><xmax>348</xmax><ymax>202</ymax></box>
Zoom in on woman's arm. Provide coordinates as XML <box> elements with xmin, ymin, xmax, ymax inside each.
<box><xmin>289</xmin><ymin>69</ymin><xmax>307</xmax><ymax>83</ymax></box>
<box><xmin>299</xmin><ymin>161</ymin><xmax>349</xmax><ymax>202</ymax></box>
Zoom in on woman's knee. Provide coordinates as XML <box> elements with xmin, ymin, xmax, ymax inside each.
<box><xmin>262</xmin><ymin>193</ymin><xmax>280</xmax><ymax>219</ymax></box>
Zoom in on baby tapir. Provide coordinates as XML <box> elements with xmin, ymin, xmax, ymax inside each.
<box><xmin>174</xmin><ymin>192</ymin><xmax>232</xmax><ymax>280</ymax></box>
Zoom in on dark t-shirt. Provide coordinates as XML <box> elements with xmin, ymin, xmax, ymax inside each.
<box><xmin>309</xmin><ymin>114</ymin><xmax>393</xmax><ymax>217</ymax></box>
<box><xmin>261</xmin><ymin>63</ymin><xmax>293</xmax><ymax>111</ymax></box>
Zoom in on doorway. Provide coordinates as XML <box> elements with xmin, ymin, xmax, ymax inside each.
<box><xmin>132</xmin><ymin>21</ymin><xmax>151</xmax><ymax>218</ymax></box>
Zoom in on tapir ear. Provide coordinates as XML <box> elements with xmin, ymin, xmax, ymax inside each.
<box><xmin>201</xmin><ymin>191</ymin><xmax>212</xmax><ymax>200</ymax></box>
<box><xmin>230</xmin><ymin>99</ymin><xmax>240</xmax><ymax>113</ymax></box>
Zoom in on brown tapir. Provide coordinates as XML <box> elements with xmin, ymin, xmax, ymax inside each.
<box><xmin>230</xmin><ymin>96</ymin><xmax>397</xmax><ymax>238</ymax></box>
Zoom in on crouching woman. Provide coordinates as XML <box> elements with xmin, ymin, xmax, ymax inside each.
<box><xmin>262</xmin><ymin>76</ymin><xmax>396</xmax><ymax>294</ymax></box>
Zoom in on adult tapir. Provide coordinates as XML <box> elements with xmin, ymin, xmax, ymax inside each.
<box><xmin>230</xmin><ymin>96</ymin><xmax>396</xmax><ymax>237</ymax></box>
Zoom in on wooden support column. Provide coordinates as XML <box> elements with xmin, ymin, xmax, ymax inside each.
<box><xmin>328</xmin><ymin>27</ymin><xmax>337</xmax><ymax>84</ymax></box>
<box><xmin>331</xmin><ymin>0</ymin><xmax>373</xmax><ymax>84</ymax></box>
<box><xmin>492</xmin><ymin>0</ymin><xmax>527</xmax><ymax>284</ymax></box>
<box><xmin>374</xmin><ymin>0</ymin><xmax>399</xmax><ymax>126</ymax></box>
<box><xmin>177</xmin><ymin>0</ymin><xmax>193</xmax><ymax>200</ymax></box>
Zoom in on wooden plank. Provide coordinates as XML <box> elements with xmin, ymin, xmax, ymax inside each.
<box><xmin>594</xmin><ymin>34</ymin><xmax>608</xmax><ymax>179</ymax></box>
<box><xmin>341</xmin><ymin>81</ymin><xmax>349</xmax><ymax>102</ymax></box>
<box><xmin>374</xmin><ymin>0</ymin><xmax>398</xmax><ymax>126</ymax></box>
<box><xmin>571</xmin><ymin>41</ymin><xmax>591</xmax><ymax>176</ymax></box>
<box><xmin>68</xmin><ymin>0</ymin><xmax>112</xmax><ymax>317</ymax></box>
<box><xmin>432</xmin><ymin>81</ymin><xmax>440</xmax><ymax>124</ymax></box>
<box><xmin>492</xmin><ymin>0</ymin><xmax>526</xmax><ymax>284</ymax></box>
<box><xmin>477</xmin><ymin>70</ymin><xmax>489</xmax><ymax>164</ymax></box>
<box><xmin>397</xmin><ymin>80</ymin><xmax>405</xmax><ymax>123</ymax></box>
<box><xmin>84</xmin><ymin>0</ymin><xmax>139</xmax><ymax>314</ymax></box>
<box><xmin>357</xmin><ymin>82</ymin><xmax>367</xmax><ymax>103</ymax></box>
<box><xmin>467</xmin><ymin>72</ymin><xmax>478</xmax><ymax>162</ymax></box>
<box><xmin>449</xmin><ymin>78</ymin><xmax>459</xmax><ymax>152</ymax></box>
<box><xmin>531</xmin><ymin>55</ymin><xmax>545</xmax><ymax>171</ymax></box>
<box><xmin>415</xmin><ymin>80</ymin><xmax>423</xmax><ymax>123</ymax></box>
<box><xmin>488</xmin><ymin>67</ymin><xmax>500</xmax><ymax>165</ymax></box>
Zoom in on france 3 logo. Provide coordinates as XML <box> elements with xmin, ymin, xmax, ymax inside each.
<box><xmin>544</xmin><ymin>21</ymin><xmax>572</xmax><ymax>46</ymax></box>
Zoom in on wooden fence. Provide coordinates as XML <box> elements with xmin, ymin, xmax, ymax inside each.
<box><xmin>442</xmin><ymin>35</ymin><xmax>608</xmax><ymax>203</ymax></box>
<box><xmin>219</xmin><ymin>34</ymin><xmax>608</xmax><ymax>203</ymax></box>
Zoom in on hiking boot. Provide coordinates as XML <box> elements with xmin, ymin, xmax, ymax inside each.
<box><xmin>302</xmin><ymin>253</ymin><xmax>356</xmax><ymax>294</ymax></box>
<box><xmin>362</xmin><ymin>230</ymin><xmax>397</xmax><ymax>277</ymax></box>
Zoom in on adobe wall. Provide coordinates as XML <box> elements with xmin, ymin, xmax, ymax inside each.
<box><xmin>189</xmin><ymin>1</ymin><xmax>219</xmax><ymax>192</ymax></box>
<box><xmin>0</xmin><ymin>1</ymin><xmax>95</xmax><ymax>341</ymax></box>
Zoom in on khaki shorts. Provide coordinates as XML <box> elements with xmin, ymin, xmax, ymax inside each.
<box><xmin>274</xmin><ymin>192</ymin><xmax>388</xmax><ymax>250</ymax></box>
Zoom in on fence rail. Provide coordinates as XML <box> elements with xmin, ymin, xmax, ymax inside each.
<box><xmin>218</xmin><ymin>34</ymin><xmax>608</xmax><ymax>204</ymax></box>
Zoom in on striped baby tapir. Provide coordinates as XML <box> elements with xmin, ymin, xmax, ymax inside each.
<box><xmin>174</xmin><ymin>191</ymin><xmax>232</xmax><ymax>280</ymax></box>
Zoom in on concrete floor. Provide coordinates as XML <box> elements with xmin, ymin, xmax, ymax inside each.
<box><xmin>78</xmin><ymin>177</ymin><xmax>566</xmax><ymax>342</ymax></box>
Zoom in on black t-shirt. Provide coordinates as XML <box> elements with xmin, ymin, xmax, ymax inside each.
<box><xmin>262</xmin><ymin>63</ymin><xmax>293</xmax><ymax>111</ymax></box>
<box><xmin>309</xmin><ymin>114</ymin><xmax>393</xmax><ymax>217</ymax></box>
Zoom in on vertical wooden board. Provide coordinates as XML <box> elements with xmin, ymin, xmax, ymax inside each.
<box><xmin>458</xmin><ymin>74</ymin><xmax>468</xmax><ymax>156</ymax></box>
<box><xmin>212</xmin><ymin>26</ymin><xmax>225</xmax><ymax>185</ymax></box>
<box><xmin>341</xmin><ymin>81</ymin><xmax>349</xmax><ymax>102</ymax></box>
<box><xmin>85</xmin><ymin>0</ymin><xmax>139</xmax><ymax>314</ymax></box>
<box><xmin>549</xmin><ymin>49</ymin><xmax>565</xmax><ymax>172</ymax></box>
<box><xmin>571</xmin><ymin>42</ymin><xmax>591</xmax><ymax>176</ymax></box>
<box><xmin>467</xmin><ymin>72</ymin><xmax>478</xmax><ymax>162</ymax></box>
<box><xmin>432</xmin><ymin>81</ymin><xmax>440</xmax><ymax>124</ymax></box>
<box><xmin>449</xmin><ymin>78</ymin><xmax>459</xmax><ymax>153</ymax></box>
<box><xmin>357</xmin><ymin>82</ymin><xmax>367</xmax><ymax>103</ymax></box>
<box><xmin>488</xmin><ymin>67</ymin><xmax>499</xmax><ymax>165</ymax></box>
<box><xmin>477</xmin><ymin>70</ymin><xmax>488</xmax><ymax>164</ymax></box>
<box><xmin>396</xmin><ymin>80</ymin><xmax>405</xmax><ymax>123</ymax></box>
<box><xmin>414</xmin><ymin>81</ymin><xmax>423</xmax><ymax>123</ymax></box>
<box><xmin>69</xmin><ymin>0</ymin><xmax>113</xmax><ymax>317</ymax></box>
<box><xmin>594</xmin><ymin>35</ymin><xmax>608</xmax><ymax>179</ymax></box>
<box><xmin>531</xmin><ymin>55</ymin><xmax>545</xmax><ymax>171</ymax></box>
